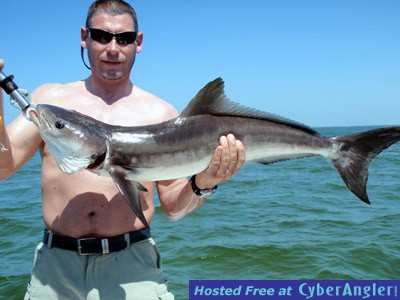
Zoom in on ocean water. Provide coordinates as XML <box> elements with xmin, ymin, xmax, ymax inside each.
<box><xmin>0</xmin><ymin>126</ymin><xmax>399</xmax><ymax>299</ymax></box>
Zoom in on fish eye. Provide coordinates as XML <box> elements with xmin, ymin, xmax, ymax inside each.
<box><xmin>55</xmin><ymin>120</ymin><xmax>65</xmax><ymax>129</ymax></box>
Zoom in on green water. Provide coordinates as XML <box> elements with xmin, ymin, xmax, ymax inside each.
<box><xmin>1</xmin><ymin>126</ymin><xmax>399</xmax><ymax>299</ymax></box>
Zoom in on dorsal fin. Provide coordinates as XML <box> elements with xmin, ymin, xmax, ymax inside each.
<box><xmin>181</xmin><ymin>78</ymin><xmax>318</xmax><ymax>135</ymax></box>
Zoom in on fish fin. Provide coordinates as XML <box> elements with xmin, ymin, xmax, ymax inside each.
<box><xmin>329</xmin><ymin>126</ymin><xmax>400</xmax><ymax>204</ymax></box>
<box><xmin>108</xmin><ymin>167</ymin><xmax>150</xmax><ymax>228</ymax></box>
<box><xmin>181</xmin><ymin>77</ymin><xmax>317</xmax><ymax>135</ymax></box>
<box><xmin>254</xmin><ymin>154</ymin><xmax>315</xmax><ymax>165</ymax></box>
<box><xmin>254</xmin><ymin>159</ymin><xmax>273</xmax><ymax>165</ymax></box>
<box><xmin>134</xmin><ymin>181</ymin><xmax>149</xmax><ymax>192</ymax></box>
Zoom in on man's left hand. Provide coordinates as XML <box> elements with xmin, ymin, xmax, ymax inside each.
<box><xmin>194</xmin><ymin>134</ymin><xmax>245</xmax><ymax>189</ymax></box>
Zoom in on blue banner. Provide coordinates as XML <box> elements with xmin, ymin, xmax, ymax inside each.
<box><xmin>189</xmin><ymin>280</ymin><xmax>399</xmax><ymax>299</ymax></box>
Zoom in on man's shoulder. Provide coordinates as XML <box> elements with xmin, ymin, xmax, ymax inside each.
<box><xmin>31</xmin><ymin>81</ymin><xmax>84</xmax><ymax>105</ymax></box>
<box><xmin>132</xmin><ymin>86</ymin><xmax>179</xmax><ymax>119</ymax></box>
<box><xmin>133</xmin><ymin>85</ymin><xmax>166</xmax><ymax>103</ymax></box>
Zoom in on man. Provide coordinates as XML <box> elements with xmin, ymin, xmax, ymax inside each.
<box><xmin>0</xmin><ymin>0</ymin><xmax>245</xmax><ymax>299</ymax></box>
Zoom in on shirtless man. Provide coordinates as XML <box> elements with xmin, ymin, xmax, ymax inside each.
<box><xmin>0</xmin><ymin>1</ymin><xmax>245</xmax><ymax>299</ymax></box>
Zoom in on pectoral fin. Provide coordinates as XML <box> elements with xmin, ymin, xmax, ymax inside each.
<box><xmin>108</xmin><ymin>167</ymin><xmax>150</xmax><ymax>228</ymax></box>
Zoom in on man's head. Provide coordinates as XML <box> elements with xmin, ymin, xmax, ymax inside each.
<box><xmin>81</xmin><ymin>0</ymin><xmax>143</xmax><ymax>81</ymax></box>
<box><xmin>86</xmin><ymin>0</ymin><xmax>139</xmax><ymax>32</ymax></box>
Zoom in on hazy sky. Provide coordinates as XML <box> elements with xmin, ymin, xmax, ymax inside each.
<box><xmin>1</xmin><ymin>0</ymin><xmax>399</xmax><ymax>127</ymax></box>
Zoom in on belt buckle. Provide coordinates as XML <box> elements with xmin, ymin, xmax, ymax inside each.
<box><xmin>77</xmin><ymin>237</ymin><xmax>110</xmax><ymax>255</ymax></box>
<box><xmin>77</xmin><ymin>237</ymin><xmax>98</xmax><ymax>255</ymax></box>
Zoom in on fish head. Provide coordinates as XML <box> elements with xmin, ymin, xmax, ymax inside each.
<box><xmin>35</xmin><ymin>104</ymin><xmax>107</xmax><ymax>174</ymax></box>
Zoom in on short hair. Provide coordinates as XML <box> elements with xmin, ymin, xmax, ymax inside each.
<box><xmin>86</xmin><ymin>0</ymin><xmax>139</xmax><ymax>31</ymax></box>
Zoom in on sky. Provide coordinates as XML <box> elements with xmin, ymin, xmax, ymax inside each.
<box><xmin>1</xmin><ymin>0</ymin><xmax>399</xmax><ymax>127</ymax></box>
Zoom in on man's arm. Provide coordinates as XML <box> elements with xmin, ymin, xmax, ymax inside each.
<box><xmin>157</xmin><ymin>134</ymin><xmax>245</xmax><ymax>221</ymax></box>
<box><xmin>0</xmin><ymin>58</ymin><xmax>43</xmax><ymax>181</ymax></box>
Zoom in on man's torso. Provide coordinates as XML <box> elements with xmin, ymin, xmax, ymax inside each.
<box><xmin>34</xmin><ymin>80</ymin><xmax>178</xmax><ymax>238</ymax></box>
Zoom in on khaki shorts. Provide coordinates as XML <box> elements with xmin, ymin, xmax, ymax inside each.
<box><xmin>24</xmin><ymin>238</ymin><xmax>174</xmax><ymax>300</ymax></box>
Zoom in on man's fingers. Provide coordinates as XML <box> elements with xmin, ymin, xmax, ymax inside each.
<box><xmin>209</xmin><ymin>145</ymin><xmax>223</xmax><ymax>173</ymax></box>
<box><xmin>235</xmin><ymin>139</ymin><xmax>246</xmax><ymax>173</ymax></box>
<box><xmin>0</xmin><ymin>58</ymin><xmax>4</xmax><ymax>70</ymax></box>
<box><xmin>227</xmin><ymin>134</ymin><xmax>238</xmax><ymax>174</ymax></box>
<box><xmin>194</xmin><ymin>134</ymin><xmax>245</xmax><ymax>189</ymax></box>
<box><xmin>218</xmin><ymin>134</ymin><xmax>244</xmax><ymax>177</ymax></box>
<box><xmin>218</xmin><ymin>135</ymin><xmax>230</xmax><ymax>176</ymax></box>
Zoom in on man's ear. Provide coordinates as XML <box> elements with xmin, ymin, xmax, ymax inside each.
<box><xmin>81</xmin><ymin>26</ymin><xmax>89</xmax><ymax>48</ymax></box>
<box><xmin>135</xmin><ymin>32</ymin><xmax>144</xmax><ymax>53</ymax></box>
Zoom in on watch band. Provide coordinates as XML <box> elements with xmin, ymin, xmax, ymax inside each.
<box><xmin>190</xmin><ymin>175</ymin><xmax>218</xmax><ymax>198</ymax></box>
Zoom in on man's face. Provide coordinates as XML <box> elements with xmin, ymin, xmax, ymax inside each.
<box><xmin>82</xmin><ymin>13</ymin><xmax>143</xmax><ymax>81</ymax></box>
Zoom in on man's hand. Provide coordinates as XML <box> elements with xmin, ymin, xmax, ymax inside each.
<box><xmin>194</xmin><ymin>134</ymin><xmax>245</xmax><ymax>189</ymax></box>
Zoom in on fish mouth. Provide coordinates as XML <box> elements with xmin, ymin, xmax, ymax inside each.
<box><xmin>33</xmin><ymin>107</ymin><xmax>52</xmax><ymax>133</ymax></box>
<box><xmin>27</xmin><ymin>106</ymin><xmax>41</xmax><ymax>127</ymax></box>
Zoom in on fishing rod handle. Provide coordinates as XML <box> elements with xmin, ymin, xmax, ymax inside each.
<box><xmin>0</xmin><ymin>69</ymin><xmax>36</xmax><ymax>120</ymax></box>
<box><xmin>0</xmin><ymin>69</ymin><xmax>31</xmax><ymax>111</ymax></box>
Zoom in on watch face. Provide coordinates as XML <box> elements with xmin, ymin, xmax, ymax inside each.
<box><xmin>199</xmin><ymin>189</ymin><xmax>214</xmax><ymax>198</ymax></box>
<box><xmin>191</xmin><ymin>175</ymin><xmax>217</xmax><ymax>198</ymax></box>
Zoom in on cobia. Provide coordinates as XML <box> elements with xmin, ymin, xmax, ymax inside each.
<box><xmin>32</xmin><ymin>78</ymin><xmax>400</xmax><ymax>227</ymax></box>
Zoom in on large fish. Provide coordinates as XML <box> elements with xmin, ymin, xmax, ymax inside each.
<box><xmin>32</xmin><ymin>78</ymin><xmax>400</xmax><ymax>227</ymax></box>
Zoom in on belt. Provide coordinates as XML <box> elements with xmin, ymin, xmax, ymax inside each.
<box><xmin>43</xmin><ymin>228</ymin><xmax>151</xmax><ymax>255</ymax></box>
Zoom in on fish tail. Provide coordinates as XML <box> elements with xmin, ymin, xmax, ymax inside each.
<box><xmin>329</xmin><ymin>126</ymin><xmax>400</xmax><ymax>204</ymax></box>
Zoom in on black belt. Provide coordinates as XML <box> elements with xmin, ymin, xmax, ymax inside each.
<box><xmin>43</xmin><ymin>228</ymin><xmax>151</xmax><ymax>255</ymax></box>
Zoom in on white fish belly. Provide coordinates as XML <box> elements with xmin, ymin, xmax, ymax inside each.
<box><xmin>126</xmin><ymin>142</ymin><xmax>332</xmax><ymax>182</ymax></box>
<box><xmin>126</xmin><ymin>156</ymin><xmax>212</xmax><ymax>181</ymax></box>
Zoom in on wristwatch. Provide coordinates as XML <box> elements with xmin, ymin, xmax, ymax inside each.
<box><xmin>190</xmin><ymin>175</ymin><xmax>218</xmax><ymax>198</ymax></box>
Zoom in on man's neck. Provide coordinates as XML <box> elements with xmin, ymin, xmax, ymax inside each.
<box><xmin>85</xmin><ymin>75</ymin><xmax>133</xmax><ymax>104</ymax></box>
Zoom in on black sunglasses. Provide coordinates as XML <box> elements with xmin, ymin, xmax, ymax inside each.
<box><xmin>87</xmin><ymin>28</ymin><xmax>137</xmax><ymax>45</ymax></box>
